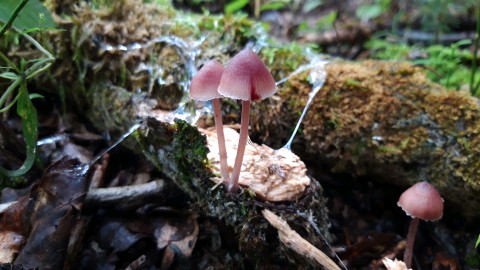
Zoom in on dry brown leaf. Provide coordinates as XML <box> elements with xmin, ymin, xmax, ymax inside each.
<box><xmin>0</xmin><ymin>231</ymin><xmax>24</xmax><ymax>263</ymax></box>
<box><xmin>155</xmin><ymin>214</ymin><xmax>199</xmax><ymax>269</ymax></box>
<box><xmin>14</xmin><ymin>158</ymin><xmax>88</xmax><ymax>268</ymax></box>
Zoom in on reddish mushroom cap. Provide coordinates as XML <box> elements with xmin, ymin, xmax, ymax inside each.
<box><xmin>190</xmin><ymin>60</ymin><xmax>224</xmax><ymax>101</ymax></box>
<box><xmin>397</xmin><ymin>181</ymin><xmax>444</xmax><ymax>221</ymax></box>
<box><xmin>217</xmin><ymin>48</ymin><xmax>277</xmax><ymax>101</ymax></box>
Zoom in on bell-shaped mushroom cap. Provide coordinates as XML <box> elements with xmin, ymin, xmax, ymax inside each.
<box><xmin>217</xmin><ymin>48</ymin><xmax>277</xmax><ymax>101</ymax></box>
<box><xmin>397</xmin><ymin>181</ymin><xmax>444</xmax><ymax>221</ymax></box>
<box><xmin>190</xmin><ymin>60</ymin><xmax>224</xmax><ymax>101</ymax></box>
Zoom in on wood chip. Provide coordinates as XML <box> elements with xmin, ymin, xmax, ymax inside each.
<box><xmin>203</xmin><ymin>127</ymin><xmax>310</xmax><ymax>201</ymax></box>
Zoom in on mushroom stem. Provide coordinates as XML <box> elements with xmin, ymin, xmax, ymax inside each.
<box><xmin>228</xmin><ymin>100</ymin><xmax>250</xmax><ymax>192</ymax></box>
<box><xmin>404</xmin><ymin>217</ymin><xmax>419</xmax><ymax>268</ymax></box>
<box><xmin>212</xmin><ymin>98</ymin><xmax>230</xmax><ymax>183</ymax></box>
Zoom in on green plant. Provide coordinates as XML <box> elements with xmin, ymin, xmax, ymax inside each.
<box><xmin>259</xmin><ymin>0</ymin><xmax>289</xmax><ymax>12</ymax></box>
<box><xmin>470</xmin><ymin>3</ymin><xmax>480</xmax><ymax>95</ymax></box>
<box><xmin>367</xmin><ymin>38</ymin><xmax>480</xmax><ymax>94</ymax></box>
<box><xmin>0</xmin><ymin>0</ymin><xmax>55</xmax><ymax>178</ymax></box>
<box><xmin>417</xmin><ymin>0</ymin><xmax>476</xmax><ymax>39</ymax></box>
<box><xmin>356</xmin><ymin>0</ymin><xmax>391</xmax><ymax>22</ymax></box>
<box><xmin>225</xmin><ymin>0</ymin><xmax>249</xmax><ymax>15</ymax></box>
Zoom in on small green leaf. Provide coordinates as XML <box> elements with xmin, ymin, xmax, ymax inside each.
<box><xmin>260</xmin><ymin>1</ymin><xmax>287</xmax><ymax>12</ymax></box>
<box><xmin>316</xmin><ymin>10</ymin><xmax>337</xmax><ymax>31</ymax></box>
<box><xmin>0</xmin><ymin>0</ymin><xmax>56</xmax><ymax>30</ymax></box>
<box><xmin>0</xmin><ymin>71</ymin><xmax>18</xmax><ymax>80</ymax></box>
<box><xmin>29</xmin><ymin>93</ymin><xmax>43</xmax><ymax>99</ymax></box>
<box><xmin>225</xmin><ymin>0</ymin><xmax>249</xmax><ymax>14</ymax></box>
<box><xmin>356</xmin><ymin>4</ymin><xmax>383</xmax><ymax>22</ymax></box>
<box><xmin>476</xmin><ymin>234</ymin><xmax>480</xmax><ymax>248</ymax></box>
<box><xmin>0</xmin><ymin>91</ymin><xmax>20</xmax><ymax>113</ymax></box>
<box><xmin>0</xmin><ymin>82</ymin><xmax>38</xmax><ymax>177</ymax></box>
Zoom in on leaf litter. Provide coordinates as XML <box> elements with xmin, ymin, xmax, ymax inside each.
<box><xmin>1</xmin><ymin>102</ymin><xmax>202</xmax><ymax>269</ymax></box>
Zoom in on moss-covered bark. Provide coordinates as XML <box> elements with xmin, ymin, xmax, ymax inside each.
<box><xmin>249</xmin><ymin>61</ymin><xmax>480</xmax><ymax>218</ymax></box>
<box><xmin>135</xmin><ymin>117</ymin><xmax>330</xmax><ymax>266</ymax></box>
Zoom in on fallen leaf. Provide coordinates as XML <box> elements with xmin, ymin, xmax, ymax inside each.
<box><xmin>14</xmin><ymin>158</ymin><xmax>88</xmax><ymax>268</ymax></box>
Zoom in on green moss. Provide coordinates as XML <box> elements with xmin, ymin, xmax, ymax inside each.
<box><xmin>345</xmin><ymin>78</ymin><xmax>361</xmax><ymax>87</ymax></box>
<box><xmin>248</xmin><ymin>60</ymin><xmax>480</xmax><ymax>217</ymax></box>
<box><xmin>172</xmin><ymin>119</ymin><xmax>210</xmax><ymax>183</ymax></box>
<box><xmin>260</xmin><ymin>44</ymin><xmax>309</xmax><ymax>79</ymax></box>
<box><xmin>465</xmin><ymin>251</ymin><xmax>480</xmax><ymax>268</ymax></box>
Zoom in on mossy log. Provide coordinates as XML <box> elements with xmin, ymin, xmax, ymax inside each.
<box><xmin>78</xmin><ymin>83</ymin><xmax>332</xmax><ymax>267</ymax></box>
<box><xmin>23</xmin><ymin>0</ymin><xmax>480</xmax><ymax>236</ymax></box>
<box><xmin>250</xmin><ymin>61</ymin><xmax>480</xmax><ymax>219</ymax></box>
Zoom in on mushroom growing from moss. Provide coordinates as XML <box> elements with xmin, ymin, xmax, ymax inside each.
<box><xmin>190</xmin><ymin>60</ymin><xmax>230</xmax><ymax>183</ymax></box>
<box><xmin>218</xmin><ymin>48</ymin><xmax>277</xmax><ymax>192</ymax></box>
<box><xmin>397</xmin><ymin>181</ymin><xmax>444</xmax><ymax>268</ymax></box>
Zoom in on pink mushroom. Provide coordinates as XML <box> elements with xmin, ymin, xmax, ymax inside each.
<box><xmin>397</xmin><ymin>181</ymin><xmax>444</xmax><ymax>268</ymax></box>
<box><xmin>217</xmin><ymin>48</ymin><xmax>277</xmax><ymax>192</ymax></box>
<box><xmin>190</xmin><ymin>60</ymin><xmax>230</xmax><ymax>184</ymax></box>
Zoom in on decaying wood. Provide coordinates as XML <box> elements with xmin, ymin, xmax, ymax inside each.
<box><xmin>203</xmin><ymin>127</ymin><xmax>310</xmax><ymax>201</ymax></box>
<box><xmin>0</xmin><ymin>180</ymin><xmax>165</xmax><ymax>214</ymax></box>
<box><xmin>84</xmin><ymin>179</ymin><xmax>165</xmax><ymax>209</ymax></box>
<box><xmin>250</xmin><ymin>60</ymin><xmax>480</xmax><ymax>218</ymax></box>
<box><xmin>262</xmin><ymin>209</ymin><xmax>341</xmax><ymax>270</ymax></box>
<box><xmin>136</xmin><ymin>117</ymin><xmax>330</xmax><ymax>265</ymax></box>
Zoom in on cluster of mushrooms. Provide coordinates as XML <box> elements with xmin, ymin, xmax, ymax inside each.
<box><xmin>189</xmin><ymin>48</ymin><xmax>445</xmax><ymax>269</ymax></box>
<box><xmin>189</xmin><ymin>48</ymin><xmax>277</xmax><ymax>192</ymax></box>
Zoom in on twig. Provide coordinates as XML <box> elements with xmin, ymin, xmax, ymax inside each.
<box><xmin>64</xmin><ymin>155</ymin><xmax>109</xmax><ymax>270</ymax></box>
<box><xmin>84</xmin><ymin>179</ymin><xmax>165</xmax><ymax>209</ymax></box>
<box><xmin>0</xmin><ymin>179</ymin><xmax>166</xmax><ymax>215</ymax></box>
<box><xmin>262</xmin><ymin>209</ymin><xmax>341</xmax><ymax>270</ymax></box>
<box><xmin>297</xmin><ymin>210</ymin><xmax>348</xmax><ymax>270</ymax></box>
<box><xmin>0</xmin><ymin>201</ymin><xmax>15</xmax><ymax>214</ymax></box>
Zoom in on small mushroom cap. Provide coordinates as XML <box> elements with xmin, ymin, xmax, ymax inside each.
<box><xmin>189</xmin><ymin>60</ymin><xmax>224</xmax><ymax>101</ymax></box>
<box><xmin>217</xmin><ymin>48</ymin><xmax>277</xmax><ymax>101</ymax></box>
<box><xmin>397</xmin><ymin>181</ymin><xmax>444</xmax><ymax>221</ymax></box>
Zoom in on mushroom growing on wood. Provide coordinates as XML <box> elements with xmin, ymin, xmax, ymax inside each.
<box><xmin>190</xmin><ymin>60</ymin><xmax>230</xmax><ymax>183</ymax></box>
<box><xmin>217</xmin><ymin>48</ymin><xmax>277</xmax><ymax>192</ymax></box>
<box><xmin>397</xmin><ymin>181</ymin><xmax>444</xmax><ymax>268</ymax></box>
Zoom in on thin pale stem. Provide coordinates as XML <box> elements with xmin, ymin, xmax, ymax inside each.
<box><xmin>212</xmin><ymin>98</ymin><xmax>230</xmax><ymax>183</ymax></box>
<box><xmin>228</xmin><ymin>100</ymin><xmax>250</xmax><ymax>192</ymax></box>
<box><xmin>404</xmin><ymin>217</ymin><xmax>420</xmax><ymax>268</ymax></box>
